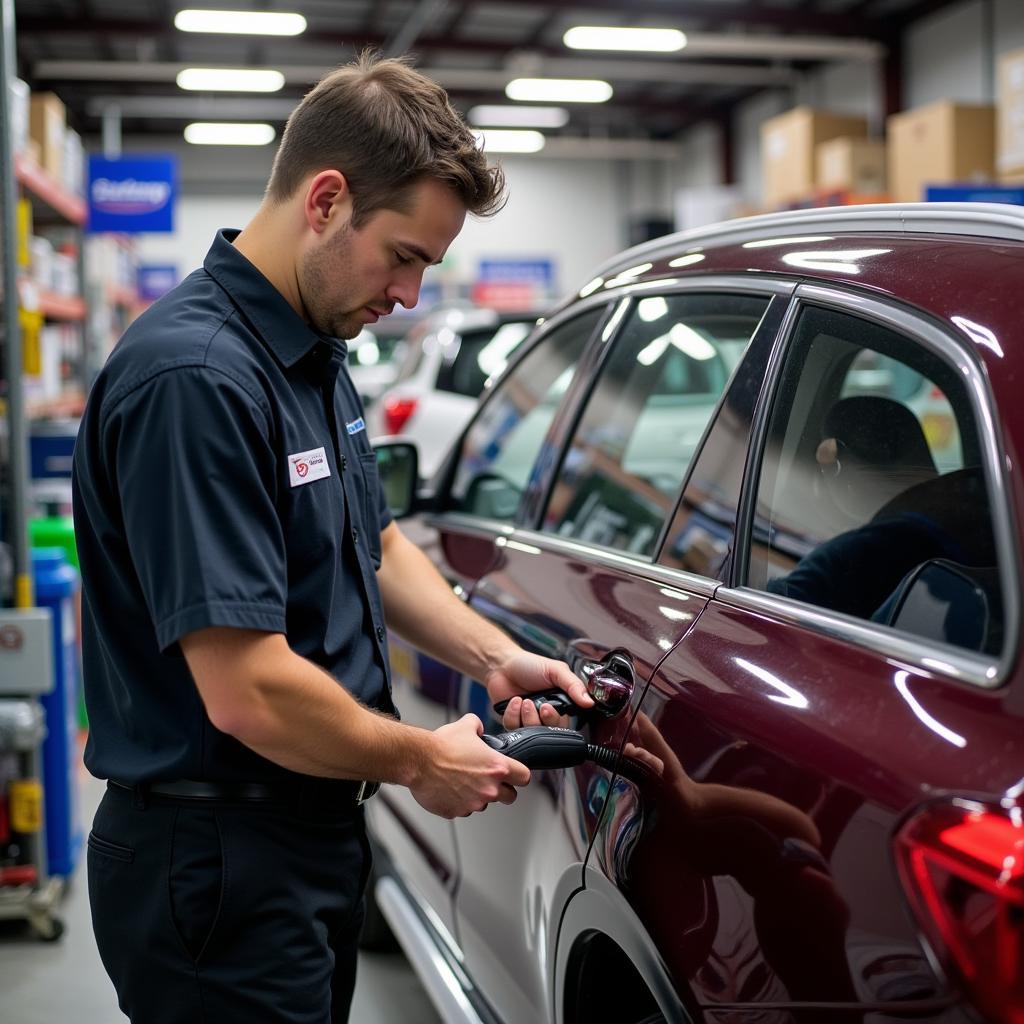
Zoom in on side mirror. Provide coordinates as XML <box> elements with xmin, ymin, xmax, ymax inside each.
<box><xmin>883</xmin><ymin>558</ymin><xmax>996</xmax><ymax>653</ymax></box>
<box><xmin>374</xmin><ymin>441</ymin><xmax>419</xmax><ymax>519</ymax></box>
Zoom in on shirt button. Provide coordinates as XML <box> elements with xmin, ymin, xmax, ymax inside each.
<box><xmin>351</xmin><ymin>528</ymin><xmax>359</xmax><ymax>543</ymax></box>
<box><xmin>376</xmin><ymin>626</ymin><xmax>385</xmax><ymax>642</ymax></box>
<box><xmin>341</xmin><ymin>455</ymin><xmax>348</xmax><ymax>471</ymax></box>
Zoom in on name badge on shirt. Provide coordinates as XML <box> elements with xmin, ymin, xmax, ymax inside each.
<box><xmin>288</xmin><ymin>447</ymin><xmax>331</xmax><ymax>488</ymax></box>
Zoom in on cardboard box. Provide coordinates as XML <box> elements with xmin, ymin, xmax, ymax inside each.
<box><xmin>816</xmin><ymin>137</ymin><xmax>887</xmax><ymax>194</ymax></box>
<box><xmin>887</xmin><ymin>101</ymin><xmax>995</xmax><ymax>203</ymax></box>
<box><xmin>761</xmin><ymin>107</ymin><xmax>869</xmax><ymax>207</ymax></box>
<box><xmin>998</xmin><ymin>48</ymin><xmax>1024</xmax><ymax>178</ymax></box>
<box><xmin>28</xmin><ymin>92</ymin><xmax>66</xmax><ymax>182</ymax></box>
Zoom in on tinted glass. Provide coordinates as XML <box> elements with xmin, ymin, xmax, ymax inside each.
<box><xmin>746</xmin><ymin>305</ymin><xmax>1001</xmax><ymax>655</ymax></box>
<box><xmin>658</xmin><ymin>296</ymin><xmax>780</xmax><ymax>579</ymax></box>
<box><xmin>542</xmin><ymin>294</ymin><xmax>770</xmax><ymax>558</ymax></box>
<box><xmin>448</xmin><ymin>309</ymin><xmax>603</xmax><ymax>521</ymax></box>
<box><xmin>435</xmin><ymin>320</ymin><xmax>535</xmax><ymax>398</ymax></box>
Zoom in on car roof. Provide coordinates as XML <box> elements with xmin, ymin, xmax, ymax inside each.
<box><xmin>584</xmin><ymin>202</ymin><xmax>1024</xmax><ymax>284</ymax></box>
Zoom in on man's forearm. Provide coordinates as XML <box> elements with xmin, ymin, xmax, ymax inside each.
<box><xmin>183</xmin><ymin>627</ymin><xmax>432</xmax><ymax>784</ymax></box>
<box><xmin>376</xmin><ymin>524</ymin><xmax>519</xmax><ymax>684</ymax></box>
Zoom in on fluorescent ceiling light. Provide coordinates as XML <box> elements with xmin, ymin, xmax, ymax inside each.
<box><xmin>177</xmin><ymin>68</ymin><xmax>285</xmax><ymax>92</ymax></box>
<box><xmin>474</xmin><ymin>129</ymin><xmax>545</xmax><ymax>153</ymax></box>
<box><xmin>184</xmin><ymin>122</ymin><xmax>276</xmax><ymax>145</ymax></box>
<box><xmin>506</xmin><ymin>78</ymin><xmax>612</xmax><ymax>103</ymax></box>
<box><xmin>174</xmin><ymin>9</ymin><xmax>307</xmax><ymax>35</ymax></box>
<box><xmin>468</xmin><ymin>105</ymin><xmax>569</xmax><ymax>129</ymax></box>
<box><xmin>563</xmin><ymin>26</ymin><xmax>687</xmax><ymax>52</ymax></box>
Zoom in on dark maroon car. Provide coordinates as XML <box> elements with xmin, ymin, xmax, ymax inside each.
<box><xmin>365</xmin><ymin>203</ymin><xmax>1024</xmax><ymax>1024</ymax></box>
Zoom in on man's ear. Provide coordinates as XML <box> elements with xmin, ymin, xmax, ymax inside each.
<box><xmin>303</xmin><ymin>170</ymin><xmax>353</xmax><ymax>233</ymax></box>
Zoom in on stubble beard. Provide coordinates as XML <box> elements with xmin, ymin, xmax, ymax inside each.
<box><xmin>298</xmin><ymin>222</ymin><xmax>365</xmax><ymax>340</ymax></box>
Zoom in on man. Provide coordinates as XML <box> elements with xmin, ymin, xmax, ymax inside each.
<box><xmin>72</xmin><ymin>53</ymin><xmax>589</xmax><ymax>1023</ymax></box>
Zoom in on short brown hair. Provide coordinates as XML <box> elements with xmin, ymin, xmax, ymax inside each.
<box><xmin>267</xmin><ymin>51</ymin><xmax>506</xmax><ymax>224</ymax></box>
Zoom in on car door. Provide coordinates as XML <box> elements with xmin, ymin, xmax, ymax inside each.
<box><xmin>596</xmin><ymin>288</ymin><xmax>1021</xmax><ymax>1022</ymax></box>
<box><xmin>370</xmin><ymin>304</ymin><xmax>607</xmax><ymax>940</ymax></box>
<box><xmin>449</xmin><ymin>286</ymin><xmax>790</xmax><ymax>1024</ymax></box>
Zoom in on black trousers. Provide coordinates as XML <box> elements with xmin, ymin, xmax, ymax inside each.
<box><xmin>88</xmin><ymin>783</ymin><xmax>372</xmax><ymax>1023</ymax></box>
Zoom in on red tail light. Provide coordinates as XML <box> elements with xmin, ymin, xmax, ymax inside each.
<box><xmin>895</xmin><ymin>800</ymin><xmax>1024</xmax><ymax>1024</ymax></box>
<box><xmin>383</xmin><ymin>396</ymin><xmax>418</xmax><ymax>435</ymax></box>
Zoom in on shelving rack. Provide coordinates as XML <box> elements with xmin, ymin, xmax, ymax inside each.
<box><xmin>0</xmin><ymin>0</ymin><xmax>102</xmax><ymax>940</ymax></box>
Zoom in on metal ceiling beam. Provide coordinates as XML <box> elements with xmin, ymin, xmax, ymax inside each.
<box><xmin>383</xmin><ymin>0</ymin><xmax>449</xmax><ymax>57</ymax></box>
<box><xmin>891</xmin><ymin>0</ymin><xmax>972</xmax><ymax>27</ymax></box>
<box><xmin>14</xmin><ymin>4</ymin><xmax>890</xmax><ymax>47</ymax></box>
<box><xmin>33</xmin><ymin>58</ymin><xmax>803</xmax><ymax>89</ymax></box>
<box><xmin>445</xmin><ymin>0</ymin><xmax>884</xmax><ymax>36</ymax></box>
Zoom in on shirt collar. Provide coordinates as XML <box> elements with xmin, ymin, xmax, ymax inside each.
<box><xmin>203</xmin><ymin>228</ymin><xmax>348</xmax><ymax>370</ymax></box>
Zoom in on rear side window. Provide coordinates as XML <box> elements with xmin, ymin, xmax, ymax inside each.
<box><xmin>541</xmin><ymin>293</ymin><xmax>769</xmax><ymax>558</ymax></box>
<box><xmin>435</xmin><ymin>320</ymin><xmax>534</xmax><ymax>398</ymax></box>
<box><xmin>746</xmin><ymin>305</ymin><xmax>1002</xmax><ymax>656</ymax></box>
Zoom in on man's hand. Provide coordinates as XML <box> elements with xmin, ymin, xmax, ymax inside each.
<box><xmin>486</xmin><ymin>651</ymin><xmax>594</xmax><ymax>731</ymax></box>
<box><xmin>410</xmin><ymin>714</ymin><xmax>531</xmax><ymax>819</ymax></box>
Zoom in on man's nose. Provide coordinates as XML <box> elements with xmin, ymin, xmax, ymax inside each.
<box><xmin>386</xmin><ymin>269</ymin><xmax>423</xmax><ymax>311</ymax></box>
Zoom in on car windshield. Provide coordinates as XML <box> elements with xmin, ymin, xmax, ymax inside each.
<box><xmin>435</xmin><ymin>320</ymin><xmax>535</xmax><ymax>398</ymax></box>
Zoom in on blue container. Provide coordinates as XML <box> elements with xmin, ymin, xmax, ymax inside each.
<box><xmin>32</xmin><ymin>548</ymin><xmax>83</xmax><ymax>879</ymax></box>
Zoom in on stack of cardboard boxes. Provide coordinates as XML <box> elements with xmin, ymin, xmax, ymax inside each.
<box><xmin>760</xmin><ymin>51</ymin><xmax>1024</xmax><ymax>211</ymax></box>
<box><xmin>8</xmin><ymin>79</ymin><xmax>85</xmax><ymax>197</ymax></box>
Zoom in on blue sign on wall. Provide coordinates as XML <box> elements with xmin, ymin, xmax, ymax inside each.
<box><xmin>478</xmin><ymin>258</ymin><xmax>556</xmax><ymax>289</ymax></box>
<box><xmin>88</xmin><ymin>155</ymin><xmax>177</xmax><ymax>233</ymax></box>
<box><xmin>926</xmin><ymin>185</ymin><xmax>1024</xmax><ymax>205</ymax></box>
<box><xmin>137</xmin><ymin>264</ymin><xmax>179</xmax><ymax>300</ymax></box>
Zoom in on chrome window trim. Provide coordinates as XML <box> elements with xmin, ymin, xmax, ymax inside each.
<box><xmin>424</xmin><ymin>512</ymin><xmax>514</xmax><ymax>540</ymax></box>
<box><xmin>420</xmin><ymin>512</ymin><xmax>719</xmax><ymax>596</ymax></box>
<box><xmin>509</xmin><ymin>527</ymin><xmax>719</xmax><ymax>598</ymax></box>
<box><xmin>718</xmin><ymin>586</ymin><xmax>1002</xmax><ymax>689</ymax></box>
<box><xmin>595</xmin><ymin>273</ymin><xmax>796</xmax><ymax>307</ymax></box>
<box><xmin>739</xmin><ymin>283</ymin><xmax>1019</xmax><ymax>689</ymax></box>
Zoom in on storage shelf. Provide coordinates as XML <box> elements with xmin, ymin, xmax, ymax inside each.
<box><xmin>14</xmin><ymin>155</ymin><xmax>86</xmax><ymax>226</ymax></box>
<box><xmin>26</xmin><ymin>392</ymin><xmax>86</xmax><ymax>420</ymax></box>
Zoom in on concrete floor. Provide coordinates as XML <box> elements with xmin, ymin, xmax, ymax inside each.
<box><xmin>0</xmin><ymin>753</ymin><xmax>442</xmax><ymax>1024</ymax></box>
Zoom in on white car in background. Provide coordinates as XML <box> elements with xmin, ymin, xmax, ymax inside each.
<box><xmin>365</xmin><ymin>307</ymin><xmax>538</xmax><ymax>479</ymax></box>
<box><xmin>346</xmin><ymin>329</ymin><xmax>405</xmax><ymax>408</ymax></box>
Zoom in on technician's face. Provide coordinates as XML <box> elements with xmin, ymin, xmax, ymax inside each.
<box><xmin>299</xmin><ymin>177</ymin><xmax>466</xmax><ymax>340</ymax></box>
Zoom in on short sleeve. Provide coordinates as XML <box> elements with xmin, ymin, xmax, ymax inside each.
<box><xmin>105</xmin><ymin>366</ymin><xmax>287</xmax><ymax>650</ymax></box>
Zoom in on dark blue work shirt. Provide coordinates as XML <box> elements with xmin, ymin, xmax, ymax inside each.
<box><xmin>72</xmin><ymin>229</ymin><xmax>395</xmax><ymax>784</ymax></box>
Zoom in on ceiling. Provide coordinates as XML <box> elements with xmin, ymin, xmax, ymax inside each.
<box><xmin>14</xmin><ymin>0</ymin><xmax>964</xmax><ymax>143</ymax></box>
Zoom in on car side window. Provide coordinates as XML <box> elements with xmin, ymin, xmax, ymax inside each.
<box><xmin>746</xmin><ymin>305</ymin><xmax>1002</xmax><ymax>656</ymax></box>
<box><xmin>541</xmin><ymin>294</ymin><xmax>770</xmax><ymax>558</ymax></box>
<box><xmin>448</xmin><ymin>309</ymin><xmax>603</xmax><ymax>521</ymax></box>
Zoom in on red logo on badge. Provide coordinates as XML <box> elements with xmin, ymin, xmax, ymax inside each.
<box><xmin>296</xmin><ymin>462</ymin><xmax>309</xmax><ymax>478</ymax></box>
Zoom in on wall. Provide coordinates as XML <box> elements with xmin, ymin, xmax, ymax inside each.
<box><xmin>905</xmin><ymin>0</ymin><xmax>989</xmax><ymax>107</ymax></box>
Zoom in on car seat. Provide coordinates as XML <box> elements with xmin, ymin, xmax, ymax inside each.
<box><xmin>816</xmin><ymin>396</ymin><xmax>938</xmax><ymax>530</ymax></box>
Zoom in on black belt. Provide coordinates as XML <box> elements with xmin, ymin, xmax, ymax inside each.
<box><xmin>109</xmin><ymin>777</ymin><xmax>380</xmax><ymax>806</ymax></box>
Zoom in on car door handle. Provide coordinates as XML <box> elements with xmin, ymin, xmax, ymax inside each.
<box><xmin>492</xmin><ymin>652</ymin><xmax>635</xmax><ymax>718</ymax></box>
